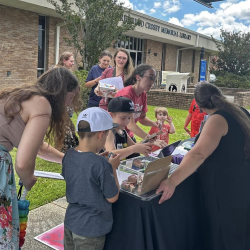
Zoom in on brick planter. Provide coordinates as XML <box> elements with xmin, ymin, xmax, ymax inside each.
<box><xmin>147</xmin><ymin>89</ymin><xmax>193</xmax><ymax>110</ymax></box>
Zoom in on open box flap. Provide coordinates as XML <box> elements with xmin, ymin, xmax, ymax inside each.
<box><xmin>141</xmin><ymin>167</ymin><xmax>170</xmax><ymax>195</ymax></box>
<box><xmin>140</xmin><ymin>156</ymin><xmax>173</xmax><ymax>195</ymax></box>
<box><xmin>144</xmin><ymin>155</ymin><xmax>172</xmax><ymax>174</ymax></box>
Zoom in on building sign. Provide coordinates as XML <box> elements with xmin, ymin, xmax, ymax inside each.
<box><xmin>121</xmin><ymin>15</ymin><xmax>192</xmax><ymax>40</ymax></box>
<box><xmin>199</xmin><ymin>59</ymin><xmax>207</xmax><ymax>81</ymax></box>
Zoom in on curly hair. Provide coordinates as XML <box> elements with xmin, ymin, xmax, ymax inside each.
<box><xmin>0</xmin><ymin>67</ymin><xmax>81</xmax><ymax>148</ymax></box>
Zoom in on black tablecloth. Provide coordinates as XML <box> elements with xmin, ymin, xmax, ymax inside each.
<box><xmin>104</xmin><ymin>173</ymin><xmax>202</xmax><ymax>250</ymax></box>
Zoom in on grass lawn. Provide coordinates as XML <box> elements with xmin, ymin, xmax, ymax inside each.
<box><xmin>13</xmin><ymin>105</ymin><xmax>190</xmax><ymax>210</ymax></box>
<box><xmin>246</xmin><ymin>106</ymin><xmax>250</xmax><ymax>110</ymax></box>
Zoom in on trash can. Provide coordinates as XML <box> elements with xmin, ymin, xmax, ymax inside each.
<box><xmin>166</xmin><ymin>73</ymin><xmax>191</xmax><ymax>93</ymax></box>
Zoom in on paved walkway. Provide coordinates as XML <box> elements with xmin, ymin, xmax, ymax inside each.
<box><xmin>23</xmin><ymin>197</ymin><xmax>67</xmax><ymax>249</ymax></box>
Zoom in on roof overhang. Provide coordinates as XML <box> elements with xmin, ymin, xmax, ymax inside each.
<box><xmin>0</xmin><ymin>0</ymin><xmax>219</xmax><ymax>53</ymax></box>
<box><xmin>193</xmin><ymin>0</ymin><xmax>224</xmax><ymax>8</ymax></box>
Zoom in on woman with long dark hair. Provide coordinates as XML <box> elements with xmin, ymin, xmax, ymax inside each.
<box><xmin>115</xmin><ymin>64</ymin><xmax>167</xmax><ymax>148</ymax></box>
<box><xmin>157</xmin><ymin>82</ymin><xmax>250</xmax><ymax>250</ymax></box>
<box><xmin>0</xmin><ymin>67</ymin><xmax>80</xmax><ymax>248</ymax></box>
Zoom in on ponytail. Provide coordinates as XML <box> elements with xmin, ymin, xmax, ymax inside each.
<box><xmin>124</xmin><ymin>64</ymin><xmax>155</xmax><ymax>87</ymax></box>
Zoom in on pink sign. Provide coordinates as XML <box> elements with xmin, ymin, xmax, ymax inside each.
<box><xmin>35</xmin><ymin>223</ymin><xmax>64</xmax><ymax>250</ymax></box>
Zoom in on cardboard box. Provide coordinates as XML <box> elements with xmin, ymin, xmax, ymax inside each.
<box><xmin>140</xmin><ymin>156</ymin><xmax>172</xmax><ymax>195</ymax></box>
<box><xmin>119</xmin><ymin>155</ymin><xmax>173</xmax><ymax>196</ymax></box>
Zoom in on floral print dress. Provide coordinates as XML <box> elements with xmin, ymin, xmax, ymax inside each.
<box><xmin>0</xmin><ymin>145</ymin><xmax>19</xmax><ymax>250</ymax></box>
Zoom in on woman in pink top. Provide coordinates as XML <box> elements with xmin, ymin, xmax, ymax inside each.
<box><xmin>0</xmin><ymin>67</ymin><xmax>80</xmax><ymax>249</ymax></box>
<box><xmin>95</xmin><ymin>48</ymin><xmax>134</xmax><ymax>110</ymax></box>
<box><xmin>115</xmin><ymin>64</ymin><xmax>167</xmax><ymax>148</ymax></box>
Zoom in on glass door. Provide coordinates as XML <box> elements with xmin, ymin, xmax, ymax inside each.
<box><xmin>130</xmin><ymin>51</ymin><xmax>136</xmax><ymax>67</ymax></box>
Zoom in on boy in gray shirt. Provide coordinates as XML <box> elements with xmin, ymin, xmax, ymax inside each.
<box><xmin>62</xmin><ymin>107</ymin><xmax>120</xmax><ymax>250</ymax></box>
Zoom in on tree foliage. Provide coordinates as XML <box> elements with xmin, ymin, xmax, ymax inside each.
<box><xmin>48</xmin><ymin>0</ymin><xmax>141</xmax><ymax>70</ymax></box>
<box><xmin>211</xmin><ymin>29</ymin><xmax>250</xmax><ymax>76</ymax></box>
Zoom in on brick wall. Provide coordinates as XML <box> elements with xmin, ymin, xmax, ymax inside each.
<box><xmin>180</xmin><ymin>49</ymin><xmax>193</xmax><ymax>73</ymax></box>
<box><xmin>0</xmin><ymin>5</ymin><xmax>38</xmax><ymax>89</ymax></box>
<box><xmin>165</xmin><ymin>44</ymin><xmax>179</xmax><ymax>72</ymax></box>
<box><xmin>0</xmin><ymin>6</ymin><xmax>79</xmax><ymax>91</ymax></box>
<box><xmin>144</xmin><ymin>40</ymin><xmax>163</xmax><ymax>71</ymax></box>
<box><xmin>46</xmin><ymin>17</ymin><xmax>81</xmax><ymax>71</ymax></box>
<box><xmin>147</xmin><ymin>89</ymin><xmax>194</xmax><ymax>110</ymax></box>
<box><xmin>234</xmin><ymin>92</ymin><xmax>250</xmax><ymax>108</ymax></box>
<box><xmin>219</xmin><ymin>87</ymin><xmax>250</xmax><ymax>95</ymax></box>
<box><xmin>187</xmin><ymin>87</ymin><xmax>250</xmax><ymax>95</ymax></box>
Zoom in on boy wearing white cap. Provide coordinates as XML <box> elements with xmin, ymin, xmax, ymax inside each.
<box><xmin>62</xmin><ymin>107</ymin><xmax>120</xmax><ymax>250</ymax></box>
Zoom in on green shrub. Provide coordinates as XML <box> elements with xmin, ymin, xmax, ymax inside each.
<box><xmin>214</xmin><ymin>72</ymin><xmax>250</xmax><ymax>89</ymax></box>
<box><xmin>74</xmin><ymin>70</ymin><xmax>90</xmax><ymax>108</ymax></box>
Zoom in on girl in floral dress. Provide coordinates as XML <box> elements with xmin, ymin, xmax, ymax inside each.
<box><xmin>0</xmin><ymin>67</ymin><xmax>80</xmax><ymax>249</ymax></box>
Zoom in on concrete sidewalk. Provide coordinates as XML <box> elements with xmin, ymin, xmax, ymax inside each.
<box><xmin>23</xmin><ymin>197</ymin><xmax>68</xmax><ymax>250</ymax></box>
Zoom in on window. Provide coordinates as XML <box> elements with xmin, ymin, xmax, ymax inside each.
<box><xmin>114</xmin><ymin>36</ymin><xmax>144</xmax><ymax>66</ymax></box>
<box><xmin>37</xmin><ymin>16</ymin><xmax>46</xmax><ymax>77</ymax></box>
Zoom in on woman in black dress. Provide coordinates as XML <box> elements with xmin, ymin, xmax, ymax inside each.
<box><xmin>157</xmin><ymin>83</ymin><xmax>250</xmax><ymax>250</ymax></box>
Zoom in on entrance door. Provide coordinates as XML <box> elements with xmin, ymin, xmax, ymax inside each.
<box><xmin>129</xmin><ymin>51</ymin><xmax>143</xmax><ymax>67</ymax></box>
<box><xmin>130</xmin><ymin>51</ymin><xmax>136</xmax><ymax>67</ymax></box>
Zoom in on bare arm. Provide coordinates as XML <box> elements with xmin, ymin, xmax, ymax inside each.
<box><xmin>139</xmin><ymin>114</ymin><xmax>158</xmax><ymax>128</ymax></box>
<box><xmin>157</xmin><ymin>114</ymin><xmax>228</xmax><ymax>204</ymax></box>
<box><xmin>106</xmin><ymin>154</ymin><xmax>120</xmax><ymax>203</ymax></box>
<box><xmin>85</xmin><ymin>77</ymin><xmax>100</xmax><ymax>88</ymax></box>
<box><xmin>168</xmin><ymin>118</ymin><xmax>176</xmax><ymax>134</ymax></box>
<box><xmin>105</xmin><ymin>130</ymin><xmax>152</xmax><ymax>159</ymax></box>
<box><xmin>184</xmin><ymin>113</ymin><xmax>192</xmax><ymax>135</ymax></box>
<box><xmin>37</xmin><ymin>142</ymin><xmax>64</xmax><ymax>164</ymax></box>
<box><xmin>127</xmin><ymin>114</ymin><xmax>148</xmax><ymax>139</ymax></box>
<box><xmin>15</xmin><ymin>97</ymin><xmax>52</xmax><ymax>190</ymax></box>
<box><xmin>169</xmin><ymin>122</ymin><xmax>176</xmax><ymax>134</ymax></box>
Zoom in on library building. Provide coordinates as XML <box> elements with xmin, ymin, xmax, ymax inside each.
<box><xmin>0</xmin><ymin>0</ymin><xmax>217</xmax><ymax>88</ymax></box>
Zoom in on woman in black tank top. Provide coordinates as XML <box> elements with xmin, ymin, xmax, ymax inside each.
<box><xmin>157</xmin><ymin>83</ymin><xmax>250</xmax><ymax>250</ymax></box>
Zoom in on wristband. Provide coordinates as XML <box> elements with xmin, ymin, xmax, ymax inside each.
<box><xmin>108</xmin><ymin>152</ymin><xmax>115</xmax><ymax>158</ymax></box>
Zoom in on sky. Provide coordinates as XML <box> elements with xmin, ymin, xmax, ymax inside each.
<box><xmin>120</xmin><ymin>0</ymin><xmax>250</xmax><ymax>38</ymax></box>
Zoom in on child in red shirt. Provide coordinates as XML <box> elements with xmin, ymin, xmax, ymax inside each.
<box><xmin>184</xmin><ymin>99</ymin><xmax>207</xmax><ymax>137</ymax></box>
<box><xmin>149</xmin><ymin>107</ymin><xmax>176</xmax><ymax>152</ymax></box>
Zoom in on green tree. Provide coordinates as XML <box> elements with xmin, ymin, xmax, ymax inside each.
<box><xmin>211</xmin><ymin>29</ymin><xmax>250</xmax><ymax>76</ymax></box>
<box><xmin>48</xmin><ymin>0</ymin><xmax>141</xmax><ymax>70</ymax></box>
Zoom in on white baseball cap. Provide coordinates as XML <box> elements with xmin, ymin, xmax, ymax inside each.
<box><xmin>76</xmin><ymin>107</ymin><xmax>119</xmax><ymax>132</ymax></box>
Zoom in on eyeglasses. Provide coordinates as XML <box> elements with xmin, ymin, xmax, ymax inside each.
<box><xmin>117</xmin><ymin>56</ymin><xmax>128</xmax><ymax>61</ymax></box>
<box><xmin>143</xmin><ymin>75</ymin><xmax>156</xmax><ymax>82</ymax></box>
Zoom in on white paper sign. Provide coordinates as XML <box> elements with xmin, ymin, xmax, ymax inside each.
<box><xmin>117</xmin><ymin>170</ymin><xmax>131</xmax><ymax>185</ymax></box>
<box><xmin>99</xmin><ymin>76</ymin><xmax>124</xmax><ymax>90</ymax></box>
<box><xmin>34</xmin><ymin>170</ymin><xmax>64</xmax><ymax>180</ymax></box>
